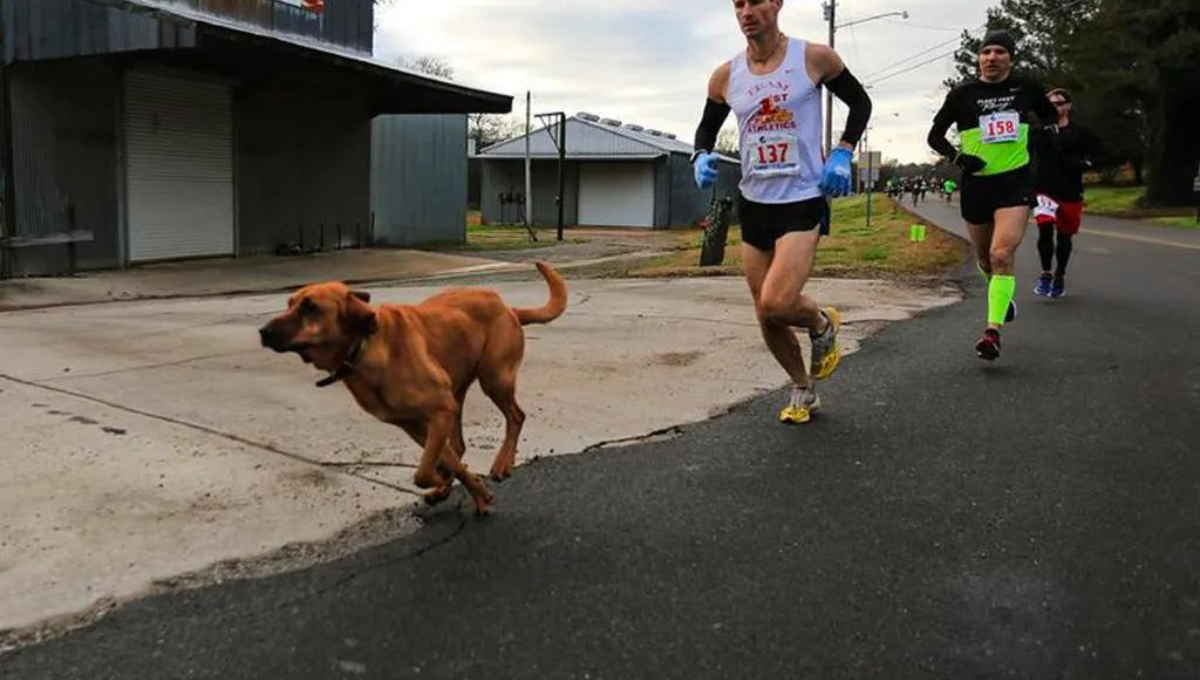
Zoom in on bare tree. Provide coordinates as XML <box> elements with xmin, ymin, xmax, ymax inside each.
<box><xmin>470</xmin><ymin>114</ymin><xmax>525</xmax><ymax>150</ymax></box>
<box><xmin>716</xmin><ymin>127</ymin><xmax>739</xmax><ymax>156</ymax></box>
<box><xmin>399</xmin><ymin>55</ymin><xmax>520</xmax><ymax>148</ymax></box>
<box><xmin>398</xmin><ymin>55</ymin><xmax>455</xmax><ymax>80</ymax></box>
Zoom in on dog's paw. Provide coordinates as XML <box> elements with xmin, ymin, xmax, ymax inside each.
<box><xmin>471</xmin><ymin>483</ymin><xmax>495</xmax><ymax>516</ymax></box>
<box><xmin>423</xmin><ymin>486</ymin><xmax>453</xmax><ymax>506</ymax></box>
<box><xmin>413</xmin><ymin>470</ymin><xmax>450</xmax><ymax>490</ymax></box>
<box><xmin>488</xmin><ymin>466</ymin><xmax>512</xmax><ymax>482</ymax></box>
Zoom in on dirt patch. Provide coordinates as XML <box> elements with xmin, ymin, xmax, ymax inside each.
<box><xmin>653</xmin><ymin>351</ymin><xmax>704</xmax><ymax>367</ymax></box>
<box><xmin>282</xmin><ymin>467</ymin><xmax>337</xmax><ymax>489</ymax></box>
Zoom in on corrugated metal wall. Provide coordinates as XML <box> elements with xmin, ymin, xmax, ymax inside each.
<box><xmin>235</xmin><ymin>84</ymin><xmax>371</xmax><ymax>254</ymax></box>
<box><xmin>370</xmin><ymin>115</ymin><xmax>468</xmax><ymax>247</ymax></box>
<box><xmin>6</xmin><ymin>59</ymin><xmax>121</xmax><ymax>276</ymax></box>
<box><xmin>143</xmin><ymin>0</ymin><xmax>373</xmax><ymax>53</ymax></box>
<box><xmin>479</xmin><ymin>159</ymin><xmax>581</xmax><ymax>228</ymax></box>
<box><xmin>0</xmin><ymin>0</ymin><xmax>372</xmax><ymax>65</ymax></box>
<box><xmin>1</xmin><ymin>0</ymin><xmax>195</xmax><ymax>63</ymax></box>
<box><xmin>653</xmin><ymin>157</ymin><xmax>670</xmax><ymax>228</ymax></box>
<box><xmin>668</xmin><ymin>153</ymin><xmax>741</xmax><ymax>228</ymax></box>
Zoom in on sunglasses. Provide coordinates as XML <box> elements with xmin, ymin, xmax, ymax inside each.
<box><xmin>1051</xmin><ymin>100</ymin><xmax>1069</xmax><ymax>107</ymax></box>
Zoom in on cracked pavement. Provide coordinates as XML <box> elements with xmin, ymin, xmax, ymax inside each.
<box><xmin>0</xmin><ymin>274</ymin><xmax>956</xmax><ymax>638</ymax></box>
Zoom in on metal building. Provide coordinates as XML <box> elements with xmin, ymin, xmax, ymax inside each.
<box><xmin>476</xmin><ymin>113</ymin><xmax>740</xmax><ymax>229</ymax></box>
<box><xmin>0</xmin><ymin>0</ymin><xmax>510</xmax><ymax>278</ymax></box>
<box><xmin>370</xmin><ymin>114</ymin><xmax>469</xmax><ymax>247</ymax></box>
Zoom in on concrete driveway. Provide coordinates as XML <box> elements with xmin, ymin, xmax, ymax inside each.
<box><xmin>0</xmin><ymin>272</ymin><xmax>958</xmax><ymax>640</ymax></box>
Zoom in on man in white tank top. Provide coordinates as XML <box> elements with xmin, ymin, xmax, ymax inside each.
<box><xmin>692</xmin><ymin>0</ymin><xmax>872</xmax><ymax>424</ymax></box>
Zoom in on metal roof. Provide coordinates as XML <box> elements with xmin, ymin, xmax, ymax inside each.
<box><xmin>477</xmin><ymin>113</ymin><xmax>737</xmax><ymax>163</ymax></box>
<box><xmin>91</xmin><ymin>0</ymin><xmax>511</xmax><ymax>113</ymax></box>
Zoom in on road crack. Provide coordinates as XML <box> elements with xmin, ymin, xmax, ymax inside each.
<box><xmin>0</xmin><ymin>373</ymin><xmax>420</xmax><ymax>499</ymax></box>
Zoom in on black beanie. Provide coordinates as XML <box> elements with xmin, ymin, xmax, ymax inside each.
<box><xmin>980</xmin><ymin>31</ymin><xmax>1016</xmax><ymax>57</ymax></box>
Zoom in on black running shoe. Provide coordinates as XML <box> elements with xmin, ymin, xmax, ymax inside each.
<box><xmin>975</xmin><ymin>328</ymin><xmax>1001</xmax><ymax>361</ymax></box>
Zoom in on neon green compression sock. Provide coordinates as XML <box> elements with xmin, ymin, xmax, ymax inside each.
<box><xmin>988</xmin><ymin>274</ymin><xmax>1016</xmax><ymax>326</ymax></box>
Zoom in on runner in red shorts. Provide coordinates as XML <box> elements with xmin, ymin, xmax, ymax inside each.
<box><xmin>1032</xmin><ymin>88</ymin><xmax>1104</xmax><ymax>299</ymax></box>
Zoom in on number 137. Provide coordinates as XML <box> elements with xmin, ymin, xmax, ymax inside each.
<box><xmin>756</xmin><ymin>143</ymin><xmax>789</xmax><ymax>164</ymax></box>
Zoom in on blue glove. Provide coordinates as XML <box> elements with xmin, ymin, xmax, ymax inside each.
<box><xmin>693</xmin><ymin>151</ymin><xmax>720</xmax><ymax>190</ymax></box>
<box><xmin>819</xmin><ymin>147</ymin><xmax>854</xmax><ymax>197</ymax></box>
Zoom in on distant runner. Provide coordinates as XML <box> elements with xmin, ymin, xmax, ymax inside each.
<box><xmin>942</xmin><ymin>177</ymin><xmax>957</xmax><ymax>202</ymax></box>
<box><xmin>1031</xmin><ymin>88</ymin><xmax>1104</xmax><ymax>299</ymax></box>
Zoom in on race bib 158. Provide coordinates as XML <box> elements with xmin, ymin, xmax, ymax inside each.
<box><xmin>979</xmin><ymin>112</ymin><xmax>1020</xmax><ymax>144</ymax></box>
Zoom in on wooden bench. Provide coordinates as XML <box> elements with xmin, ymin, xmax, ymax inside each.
<box><xmin>0</xmin><ymin>229</ymin><xmax>95</xmax><ymax>277</ymax></box>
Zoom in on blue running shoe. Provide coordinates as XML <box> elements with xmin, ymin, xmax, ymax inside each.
<box><xmin>1034</xmin><ymin>273</ymin><xmax>1053</xmax><ymax>297</ymax></box>
<box><xmin>1050</xmin><ymin>276</ymin><xmax>1066</xmax><ymax>299</ymax></box>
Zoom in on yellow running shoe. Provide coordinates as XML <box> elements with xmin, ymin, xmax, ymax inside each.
<box><xmin>779</xmin><ymin>386</ymin><xmax>821</xmax><ymax>424</ymax></box>
<box><xmin>810</xmin><ymin>307</ymin><xmax>842</xmax><ymax>380</ymax></box>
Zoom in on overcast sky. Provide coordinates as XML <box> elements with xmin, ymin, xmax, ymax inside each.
<box><xmin>375</xmin><ymin>1</ymin><xmax>992</xmax><ymax>163</ymax></box>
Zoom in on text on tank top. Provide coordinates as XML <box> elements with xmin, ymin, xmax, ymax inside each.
<box><xmin>727</xmin><ymin>38</ymin><xmax>825</xmax><ymax>204</ymax></box>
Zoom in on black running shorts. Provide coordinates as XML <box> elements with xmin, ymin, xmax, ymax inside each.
<box><xmin>960</xmin><ymin>167</ymin><xmax>1036</xmax><ymax>225</ymax></box>
<box><xmin>737</xmin><ymin>195</ymin><xmax>830</xmax><ymax>251</ymax></box>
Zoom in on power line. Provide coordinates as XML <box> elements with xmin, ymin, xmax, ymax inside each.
<box><xmin>860</xmin><ymin>33</ymin><xmax>969</xmax><ymax>81</ymax></box>
<box><xmin>869</xmin><ymin>46</ymin><xmax>965</xmax><ymax>85</ymax></box>
<box><xmin>862</xmin><ymin>0</ymin><xmax>1096</xmax><ymax>87</ymax></box>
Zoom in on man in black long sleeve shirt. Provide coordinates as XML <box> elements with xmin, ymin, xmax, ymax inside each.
<box><xmin>926</xmin><ymin>30</ymin><xmax>1058</xmax><ymax>361</ymax></box>
<box><xmin>1031</xmin><ymin>88</ymin><xmax>1104</xmax><ymax>299</ymax></box>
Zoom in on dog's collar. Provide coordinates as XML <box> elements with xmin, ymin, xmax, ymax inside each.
<box><xmin>315</xmin><ymin>334</ymin><xmax>368</xmax><ymax>388</ymax></box>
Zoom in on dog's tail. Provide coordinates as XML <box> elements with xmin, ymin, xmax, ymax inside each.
<box><xmin>514</xmin><ymin>262</ymin><xmax>568</xmax><ymax>326</ymax></box>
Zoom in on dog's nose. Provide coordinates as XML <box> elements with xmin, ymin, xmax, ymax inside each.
<box><xmin>259</xmin><ymin>325</ymin><xmax>276</xmax><ymax>348</ymax></box>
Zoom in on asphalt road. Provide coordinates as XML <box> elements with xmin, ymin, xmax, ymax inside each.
<box><xmin>3</xmin><ymin>204</ymin><xmax>1198</xmax><ymax>679</ymax></box>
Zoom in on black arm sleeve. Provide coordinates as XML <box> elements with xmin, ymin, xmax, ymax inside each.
<box><xmin>1032</xmin><ymin>82</ymin><xmax>1059</xmax><ymax>124</ymax></box>
<box><xmin>824</xmin><ymin>68</ymin><xmax>872</xmax><ymax>147</ymax></box>
<box><xmin>927</xmin><ymin>91</ymin><xmax>959</xmax><ymax>160</ymax></box>
<box><xmin>693</xmin><ymin>98</ymin><xmax>731</xmax><ymax>157</ymax></box>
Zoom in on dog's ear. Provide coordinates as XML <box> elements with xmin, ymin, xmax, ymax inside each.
<box><xmin>343</xmin><ymin>291</ymin><xmax>378</xmax><ymax>335</ymax></box>
<box><xmin>351</xmin><ymin>290</ymin><xmax>371</xmax><ymax>303</ymax></box>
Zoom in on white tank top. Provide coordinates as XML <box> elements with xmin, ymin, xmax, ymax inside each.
<box><xmin>728</xmin><ymin>38</ymin><xmax>825</xmax><ymax>204</ymax></box>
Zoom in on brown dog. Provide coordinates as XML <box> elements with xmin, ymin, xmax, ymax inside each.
<box><xmin>259</xmin><ymin>262</ymin><xmax>567</xmax><ymax>515</ymax></box>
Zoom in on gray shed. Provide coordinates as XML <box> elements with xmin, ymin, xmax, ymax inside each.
<box><xmin>0</xmin><ymin>0</ymin><xmax>510</xmax><ymax>278</ymax></box>
<box><xmin>476</xmin><ymin>113</ymin><xmax>740</xmax><ymax>229</ymax></box>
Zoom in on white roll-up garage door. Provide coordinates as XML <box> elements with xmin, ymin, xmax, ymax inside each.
<box><xmin>124</xmin><ymin>71</ymin><xmax>234</xmax><ymax>262</ymax></box>
<box><xmin>577</xmin><ymin>162</ymin><xmax>656</xmax><ymax>228</ymax></box>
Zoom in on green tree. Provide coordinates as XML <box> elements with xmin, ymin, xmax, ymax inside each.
<box><xmin>1072</xmin><ymin>0</ymin><xmax>1200</xmax><ymax>204</ymax></box>
<box><xmin>946</xmin><ymin>0</ymin><xmax>1101</xmax><ymax>89</ymax></box>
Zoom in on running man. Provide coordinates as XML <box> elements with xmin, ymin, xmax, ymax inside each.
<box><xmin>1031</xmin><ymin>88</ymin><xmax>1103</xmax><ymax>299</ymax></box>
<box><xmin>927</xmin><ymin>30</ymin><xmax>1058</xmax><ymax>360</ymax></box>
<box><xmin>692</xmin><ymin>0</ymin><xmax>872</xmax><ymax>423</ymax></box>
<box><xmin>943</xmin><ymin>177</ymin><xmax>958</xmax><ymax>202</ymax></box>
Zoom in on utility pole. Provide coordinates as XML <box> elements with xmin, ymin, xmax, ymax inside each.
<box><xmin>556</xmin><ymin>114</ymin><xmax>566</xmax><ymax>241</ymax></box>
<box><xmin>823</xmin><ymin>0</ymin><xmax>835</xmax><ymax>157</ymax></box>
<box><xmin>524</xmin><ymin>91</ymin><xmax>533</xmax><ymax>238</ymax></box>
<box><xmin>864</xmin><ymin>128</ymin><xmax>873</xmax><ymax>230</ymax></box>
